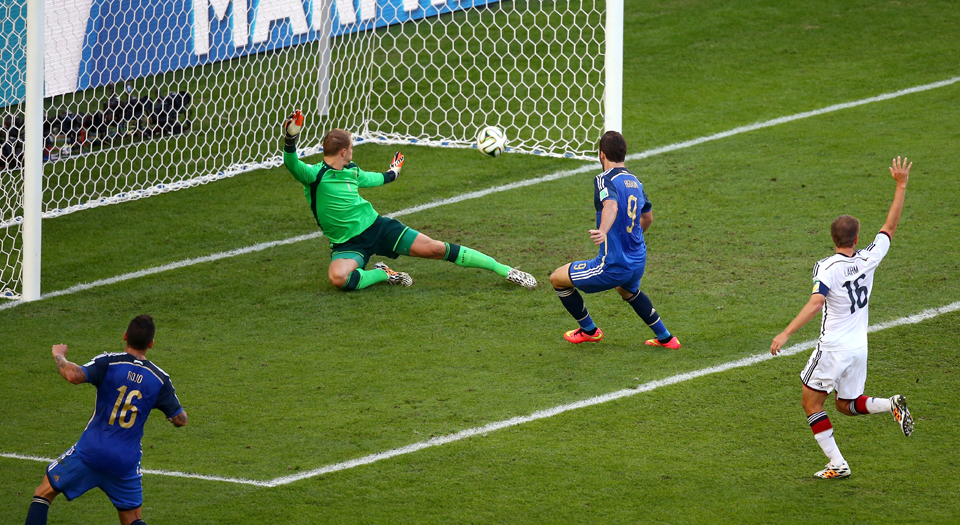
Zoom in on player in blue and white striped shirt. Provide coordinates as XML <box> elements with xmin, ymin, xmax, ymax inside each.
<box><xmin>549</xmin><ymin>131</ymin><xmax>680</xmax><ymax>348</ymax></box>
<box><xmin>24</xmin><ymin>315</ymin><xmax>187</xmax><ymax>525</ymax></box>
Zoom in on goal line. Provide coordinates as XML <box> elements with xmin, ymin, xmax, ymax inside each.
<box><xmin>2</xmin><ymin>74</ymin><xmax>959</xmax><ymax>310</ymax></box>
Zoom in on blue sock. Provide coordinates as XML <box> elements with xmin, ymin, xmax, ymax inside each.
<box><xmin>25</xmin><ymin>496</ymin><xmax>50</xmax><ymax>525</ymax></box>
<box><xmin>624</xmin><ymin>290</ymin><xmax>671</xmax><ymax>340</ymax></box>
<box><xmin>581</xmin><ymin>318</ymin><xmax>598</xmax><ymax>332</ymax></box>
<box><xmin>650</xmin><ymin>320</ymin><xmax>670</xmax><ymax>341</ymax></box>
<box><xmin>555</xmin><ymin>287</ymin><xmax>597</xmax><ymax>332</ymax></box>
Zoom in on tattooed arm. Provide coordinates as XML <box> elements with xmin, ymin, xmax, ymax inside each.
<box><xmin>51</xmin><ymin>344</ymin><xmax>86</xmax><ymax>384</ymax></box>
<box><xmin>168</xmin><ymin>410</ymin><xmax>189</xmax><ymax>427</ymax></box>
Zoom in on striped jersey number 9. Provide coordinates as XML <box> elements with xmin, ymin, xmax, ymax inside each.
<box><xmin>626</xmin><ymin>195</ymin><xmax>638</xmax><ymax>233</ymax></box>
<box><xmin>109</xmin><ymin>385</ymin><xmax>142</xmax><ymax>429</ymax></box>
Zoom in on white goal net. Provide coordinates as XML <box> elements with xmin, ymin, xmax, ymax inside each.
<box><xmin>1</xmin><ymin>0</ymin><xmax>607</xmax><ymax>299</ymax></box>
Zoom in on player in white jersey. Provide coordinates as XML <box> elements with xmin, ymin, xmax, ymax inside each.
<box><xmin>770</xmin><ymin>157</ymin><xmax>914</xmax><ymax>479</ymax></box>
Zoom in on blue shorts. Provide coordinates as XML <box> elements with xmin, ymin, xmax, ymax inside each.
<box><xmin>46</xmin><ymin>446</ymin><xmax>143</xmax><ymax>511</ymax></box>
<box><xmin>569</xmin><ymin>256</ymin><xmax>645</xmax><ymax>294</ymax></box>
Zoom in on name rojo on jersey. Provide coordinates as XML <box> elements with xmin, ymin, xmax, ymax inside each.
<box><xmin>812</xmin><ymin>232</ymin><xmax>891</xmax><ymax>351</ymax></box>
<box><xmin>75</xmin><ymin>352</ymin><xmax>183</xmax><ymax>478</ymax></box>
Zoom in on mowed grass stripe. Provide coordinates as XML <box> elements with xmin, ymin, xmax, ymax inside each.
<box><xmin>3</xmin><ymin>74</ymin><xmax>958</xmax><ymax>312</ymax></box>
<box><xmin>5</xmin><ymin>300</ymin><xmax>957</xmax><ymax>486</ymax></box>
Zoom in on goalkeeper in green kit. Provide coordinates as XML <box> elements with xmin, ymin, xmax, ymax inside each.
<box><xmin>282</xmin><ymin>111</ymin><xmax>537</xmax><ymax>291</ymax></box>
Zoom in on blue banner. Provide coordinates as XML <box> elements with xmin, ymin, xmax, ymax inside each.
<box><xmin>1</xmin><ymin>0</ymin><xmax>27</xmax><ymax>107</ymax></box>
<box><xmin>0</xmin><ymin>0</ymin><xmax>499</xmax><ymax>106</ymax></box>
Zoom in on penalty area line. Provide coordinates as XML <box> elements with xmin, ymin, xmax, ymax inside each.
<box><xmin>2</xmin><ymin>301</ymin><xmax>958</xmax><ymax>486</ymax></box>
<box><xmin>265</xmin><ymin>301</ymin><xmax>960</xmax><ymax>487</ymax></box>
<box><xmin>2</xmin><ymin>74</ymin><xmax>958</xmax><ymax>311</ymax></box>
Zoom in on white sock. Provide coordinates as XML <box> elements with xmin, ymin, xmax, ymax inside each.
<box><xmin>814</xmin><ymin>429</ymin><xmax>845</xmax><ymax>465</ymax></box>
<box><xmin>866</xmin><ymin>397</ymin><xmax>893</xmax><ymax>413</ymax></box>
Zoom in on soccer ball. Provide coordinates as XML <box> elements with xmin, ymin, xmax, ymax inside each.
<box><xmin>476</xmin><ymin>126</ymin><xmax>507</xmax><ymax>157</ymax></box>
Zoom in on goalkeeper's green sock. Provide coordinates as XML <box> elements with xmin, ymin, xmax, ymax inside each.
<box><xmin>341</xmin><ymin>268</ymin><xmax>389</xmax><ymax>291</ymax></box>
<box><xmin>443</xmin><ymin>243</ymin><xmax>510</xmax><ymax>277</ymax></box>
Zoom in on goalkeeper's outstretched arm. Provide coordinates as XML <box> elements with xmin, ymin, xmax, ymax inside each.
<box><xmin>356</xmin><ymin>152</ymin><xmax>404</xmax><ymax>188</ymax></box>
<box><xmin>283</xmin><ymin>110</ymin><xmax>303</xmax><ymax>151</ymax></box>
<box><xmin>281</xmin><ymin>110</ymin><xmax>318</xmax><ymax>184</ymax></box>
<box><xmin>383</xmin><ymin>151</ymin><xmax>404</xmax><ymax>183</ymax></box>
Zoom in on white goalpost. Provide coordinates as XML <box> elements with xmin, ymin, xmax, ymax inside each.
<box><xmin>21</xmin><ymin>0</ymin><xmax>44</xmax><ymax>301</ymax></box>
<box><xmin>604</xmin><ymin>0</ymin><xmax>623</xmax><ymax>133</ymax></box>
<box><xmin>2</xmin><ymin>0</ymin><xmax>622</xmax><ymax>301</ymax></box>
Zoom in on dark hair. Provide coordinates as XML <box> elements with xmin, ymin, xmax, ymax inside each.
<box><xmin>323</xmin><ymin>129</ymin><xmax>351</xmax><ymax>156</ymax></box>
<box><xmin>598</xmin><ymin>131</ymin><xmax>627</xmax><ymax>163</ymax></box>
<box><xmin>831</xmin><ymin>215</ymin><xmax>860</xmax><ymax>248</ymax></box>
<box><xmin>126</xmin><ymin>315</ymin><xmax>155</xmax><ymax>351</ymax></box>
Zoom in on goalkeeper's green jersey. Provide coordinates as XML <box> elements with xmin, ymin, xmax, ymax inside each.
<box><xmin>284</xmin><ymin>151</ymin><xmax>390</xmax><ymax>245</ymax></box>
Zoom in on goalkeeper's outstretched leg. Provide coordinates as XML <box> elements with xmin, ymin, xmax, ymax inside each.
<box><xmin>408</xmin><ymin>234</ymin><xmax>536</xmax><ymax>290</ymax></box>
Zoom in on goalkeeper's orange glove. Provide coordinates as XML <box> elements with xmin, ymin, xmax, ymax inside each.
<box><xmin>283</xmin><ymin>110</ymin><xmax>304</xmax><ymax>149</ymax></box>
<box><xmin>385</xmin><ymin>151</ymin><xmax>404</xmax><ymax>183</ymax></box>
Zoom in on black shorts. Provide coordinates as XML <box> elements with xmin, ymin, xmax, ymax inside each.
<box><xmin>330</xmin><ymin>216</ymin><xmax>419</xmax><ymax>268</ymax></box>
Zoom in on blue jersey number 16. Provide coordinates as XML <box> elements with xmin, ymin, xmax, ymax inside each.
<box><xmin>108</xmin><ymin>385</ymin><xmax>142</xmax><ymax>429</ymax></box>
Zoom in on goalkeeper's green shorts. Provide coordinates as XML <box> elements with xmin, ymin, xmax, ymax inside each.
<box><xmin>330</xmin><ymin>215</ymin><xmax>419</xmax><ymax>268</ymax></box>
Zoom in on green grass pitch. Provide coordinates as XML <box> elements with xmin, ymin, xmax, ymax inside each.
<box><xmin>3</xmin><ymin>0</ymin><xmax>960</xmax><ymax>523</ymax></box>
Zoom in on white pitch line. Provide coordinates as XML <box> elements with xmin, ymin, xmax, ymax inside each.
<box><xmin>0</xmin><ymin>452</ymin><xmax>272</xmax><ymax>487</ymax></box>
<box><xmin>625</xmin><ymin>75</ymin><xmax>960</xmax><ymax>160</ymax></box>
<box><xmin>0</xmin><ymin>232</ymin><xmax>323</xmax><ymax>311</ymax></box>
<box><xmin>3</xmin><ymin>75</ymin><xmax>958</xmax><ymax>309</ymax></box>
<box><xmin>6</xmin><ymin>301</ymin><xmax>956</xmax><ymax>486</ymax></box>
<box><xmin>265</xmin><ymin>301</ymin><xmax>960</xmax><ymax>486</ymax></box>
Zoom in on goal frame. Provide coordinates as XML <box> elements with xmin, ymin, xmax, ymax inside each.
<box><xmin>16</xmin><ymin>0</ymin><xmax>624</xmax><ymax>302</ymax></box>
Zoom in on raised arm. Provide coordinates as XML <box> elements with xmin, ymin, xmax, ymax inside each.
<box><xmin>881</xmin><ymin>156</ymin><xmax>911</xmax><ymax>238</ymax></box>
<box><xmin>51</xmin><ymin>344</ymin><xmax>86</xmax><ymax>385</ymax></box>
<box><xmin>281</xmin><ymin>110</ymin><xmax>320</xmax><ymax>184</ymax></box>
<box><xmin>284</xmin><ymin>153</ymin><xmax>321</xmax><ymax>184</ymax></box>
